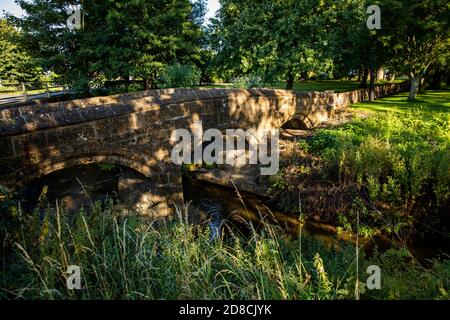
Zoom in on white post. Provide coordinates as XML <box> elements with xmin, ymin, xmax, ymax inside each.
<box><xmin>45</xmin><ymin>82</ymin><xmax>50</xmax><ymax>98</ymax></box>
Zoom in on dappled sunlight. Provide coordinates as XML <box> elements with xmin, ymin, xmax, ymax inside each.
<box><xmin>352</xmin><ymin>91</ymin><xmax>450</xmax><ymax>113</ymax></box>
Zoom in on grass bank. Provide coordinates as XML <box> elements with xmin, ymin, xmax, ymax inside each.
<box><xmin>352</xmin><ymin>90</ymin><xmax>450</xmax><ymax>113</ymax></box>
<box><xmin>272</xmin><ymin>91</ymin><xmax>450</xmax><ymax>241</ymax></box>
<box><xmin>1</xmin><ymin>198</ymin><xmax>449</xmax><ymax>300</ymax></box>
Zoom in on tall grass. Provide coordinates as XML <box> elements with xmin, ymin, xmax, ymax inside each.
<box><xmin>1</xmin><ymin>197</ymin><xmax>449</xmax><ymax>300</ymax></box>
<box><xmin>272</xmin><ymin>110</ymin><xmax>450</xmax><ymax>239</ymax></box>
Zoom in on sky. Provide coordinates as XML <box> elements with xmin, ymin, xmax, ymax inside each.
<box><xmin>0</xmin><ymin>0</ymin><xmax>24</xmax><ymax>17</ymax></box>
<box><xmin>0</xmin><ymin>0</ymin><xmax>221</xmax><ymax>22</ymax></box>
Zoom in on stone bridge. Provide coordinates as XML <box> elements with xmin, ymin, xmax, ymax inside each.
<box><xmin>0</xmin><ymin>83</ymin><xmax>407</xmax><ymax>217</ymax></box>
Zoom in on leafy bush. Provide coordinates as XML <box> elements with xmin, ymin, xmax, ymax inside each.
<box><xmin>310</xmin><ymin>111</ymin><xmax>450</xmax><ymax>202</ymax></box>
<box><xmin>231</xmin><ymin>74</ymin><xmax>265</xmax><ymax>88</ymax></box>
<box><xmin>161</xmin><ymin>64</ymin><xmax>201</xmax><ymax>88</ymax></box>
<box><xmin>307</xmin><ymin>111</ymin><xmax>450</xmax><ymax>236</ymax></box>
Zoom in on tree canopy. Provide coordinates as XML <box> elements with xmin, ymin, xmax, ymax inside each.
<box><xmin>4</xmin><ymin>0</ymin><xmax>449</xmax><ymax>99</ymax></box>
<box><xmin>10</xmin><ymin>0</ymin><xmax>206</xmax><ymax>91</ymax></box>
<box><xmin>209</xmin><ymin>0</ymin><xmax>336</xmax><ymax>89</ymax></box>
<box><xmin>377</xmin><ymin>0</ymin><xmax>450</xmax><ymax>99</ymax></box>
<box><xmin>0</xmin><ymin>19</ymin><xmax>40</xmax><ymax>82</ymax></box>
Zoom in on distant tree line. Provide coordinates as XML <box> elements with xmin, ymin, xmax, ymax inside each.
<box><xmin>0</xmin><ymin>0</ymin><xmax>449</xmax><ymax>101</ymax></box>
<box><xmin>208</xmin><ymin>0</ymin><xmax>450</xmax><ymax>100</ymax></box>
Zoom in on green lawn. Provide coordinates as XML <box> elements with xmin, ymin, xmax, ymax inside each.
<box><xmin>352</xmin><ymin>90</ymin><xmax>450</xmax><ymax>113</ymax></box>
<box><xmin>0</xmin><ymin>86</ymin><xmax>64</xmax><ymax>96</ymax></box>
<box><xmin>270</xmin><ymin>80</ymin><xmax>362</xmax><ymax>92</ymax></box>
<box><xmin>198</xmin><ymin>79</ymin><xmax>405</xmax><ymax>93</ymax></box>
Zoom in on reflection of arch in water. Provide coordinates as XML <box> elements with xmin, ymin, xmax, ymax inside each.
<box><xmin>11</xmin><ymin>153</ymin><xmax>156</xmax><ymax>190</ymax></box>
<box><xmin>21</xmin><ymin>160</ymin><xmax>173</xmax><ymax>217</ymax></box>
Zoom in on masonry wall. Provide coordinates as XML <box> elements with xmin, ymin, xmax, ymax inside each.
<box><xmin>0</xmin><ymin>81</ymin><xmax>409</xmax><ymax>217</ymax></box>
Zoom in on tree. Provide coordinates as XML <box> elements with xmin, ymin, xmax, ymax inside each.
<box><xmin>10</xmin><ymin>0</ymin><xmax>205</xmax><ymax>92</ymax></box>
<box><xmin>424</xmin><ymin>49</ymin><xmax>450</xmax><ymax>90</ymax></box>
<box><xmin>0</xmin><ymin>19</ymin><xmax>40</xmax><ymax>82</ymax></box>
<box><xmin>210</xmin><ymin>0</ymin><xmax>334</xmax><ymax>89</ymax></box>
<box><xmin>326</xmin><ymin>0</ymin><xmax>391</xmax><ymax>100</ymax></box>
<box><xmin>379</xmin><ymin>0</ymin><xmax>450</xmax><ymax>100</ymax></box>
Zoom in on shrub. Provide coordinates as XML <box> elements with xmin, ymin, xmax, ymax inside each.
<box><xmin>231</xmin><ymin>74</ymin><xmax>265</xmax><ymax>89</ymax></box>
<box><xmin>161</xmin><ymin>64</ymin><xmax>201</xmax><ymax>88</ymax></box>
<box><xmin>306</xmin><ymin>111</ymin><xmax>450</xmax><ymax>236</ymax></box>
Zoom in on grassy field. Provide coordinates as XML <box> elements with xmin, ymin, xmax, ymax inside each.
<box><xmin>352</xmin><ymin>90</ymin><xmax>450</xmax><ymax>113</ymax></box>
<box><xmin>0</xmin><ymin>86</ymin><xmax>64</xmax><ymax>96</ymax></box>
<box><xmin>199</xmin><ymin>80</ymin><xmax>405</xmax><ymax>93</ymax></box>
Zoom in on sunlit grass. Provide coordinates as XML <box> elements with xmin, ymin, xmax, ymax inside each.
<box><xmin>352</xmin><ymin>90</ymin><xmax>450</xmax><ymax>113</ymax></box>
<box><xmin>0</xmin><ymin>87</ymin><xmax>64</xmax><ymax>96</ymax></box>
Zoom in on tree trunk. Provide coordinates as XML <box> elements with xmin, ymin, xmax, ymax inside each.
<box><xmin>300</xmin><ymin>71</ymin><xmax>308</xmax><ymax>81</ymax></box>
<box><xmin>377</xmin><ymin>68</ymin><xmax>385</xmax><ymax>80</ymax></box>
<box><xmin>286</xmin><ymin>71</ymin><xmax>295</xmax><ymax>90</ymax></box>
<box><xmin>389</xmin><ymin>73</ymin><xmax>396</xmax><ymax>82</ymax></box>
<box><xmin>408</xmin><ymin>77</ymin><xmax>420</xmax><ymax>101</ymax></box>
<box><xmin>369</xmin><ymin>67</ymin><xmax>375</xmax><ymax>101</ymax></box>
<box><xmin>149</xmin><ymin>76</ymin><xmax>157</xmax><ymax>89</ymax></box>
<box><xmin>418</xmin><ymin>77</ymin><xmax>427</xmax><ymax>94</ymax></box>
<box><xmin>123</xmin><ymin>75</ymin><xmax>130</xmax><ymax>93</ymax></box>
<box><xmin>359</xmin><ymin>68</ymin><xmax>368</xmax><ymax>88</ymax></box>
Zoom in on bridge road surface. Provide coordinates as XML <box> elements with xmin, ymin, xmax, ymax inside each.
<box><xmin>0</xmin><ymin>91</ymin><xmax>66</xmax><ymax>106</ymax></box>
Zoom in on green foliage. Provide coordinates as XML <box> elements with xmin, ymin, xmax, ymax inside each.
<box><xmin>379</xmin><ymin>0</ymin><xmax>450</xmax><ymax>78</ymax></box>
<box><xmin>97</xmin><ymin>163</ymin><xmax>118</xmax><ymax>172</ymax></box>
<box><xmin>309</xmin><ymin>110</ymin><xmax>450</xmax><ymax>236</ymax></box>
<box><xmin>231</xmin><ymin>74</ymin><xmax>265</xmax><ymax>89</ymax></box>
<box><xmin>311</xmin><ymin>111</ymin><xmax>450</xmax><ymax>201</ymax></box>
<box><xmin>377</xmin><ymin>0</ymin><xmax>450</xmax><ymax>99</ymax></box>
<box><xmin>209</xmin><ymin>0</ymin><xmax>335</xmax><ymax>88</ymax></box>
<box><xmin>0</xmin><ymin>19</ymin><xmax>40</xmax><ymax>82</ymax></box>
<box><xmin>161</xmin><ymin>64</ymin><xmax>201</xmax><ymax>88</ymax></box>
<box><xmin>10</xmin><ymin>0</ymin><xmax>205</xmax><ymax>91</ymax></box>
<box><xmin>368</xmin><ymin>247</ymin><xmax>450</xmax><ymax>300</ymax></box>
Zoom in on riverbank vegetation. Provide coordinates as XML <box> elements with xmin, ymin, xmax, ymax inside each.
<box><xmin>1</xmin><ymin>197</ymin><xmax>449</xmax><ymax>300</ymax></box>
<box><xmin>271</xmin><ymin>91</ymin><xmax>450</xmax><ymax>243</ymax></box>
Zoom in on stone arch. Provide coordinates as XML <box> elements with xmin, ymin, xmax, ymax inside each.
<box><xmin>281</xmin><ymin>115</ymin><xmax>315</xmax><ymax>130</ymax></box>
<box><xmin>7</xmin><ymin>152</ymin><xmax>157</xmax><ymax>190</ymax></box>
<box><xmin>36</xmin><ymin>155</ymin><xmax>154</xmax><ymax>181</ymax></box>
